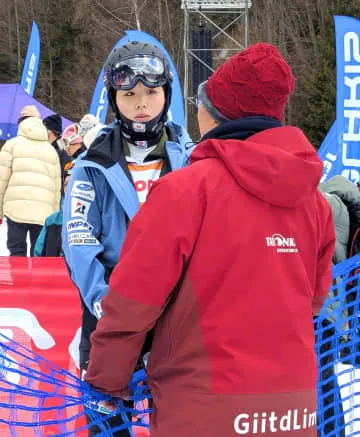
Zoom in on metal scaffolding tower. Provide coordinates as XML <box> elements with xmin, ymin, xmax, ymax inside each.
<box><xmin>181</xmin><ymin>0</ymin><xmax>252</xmax><ymax>126</ymax></box>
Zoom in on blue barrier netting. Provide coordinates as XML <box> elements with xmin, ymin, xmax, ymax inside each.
<box><xmin>0</xmin><ymin>334</ymin><xmax>151</xmax><ymax>436</ymax></box>
<box><xmin>316</xmin><ymin>254</ymin><xmax>360</xmax><ymax>436</ymax></box>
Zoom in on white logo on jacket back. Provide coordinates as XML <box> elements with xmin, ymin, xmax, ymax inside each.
<box><xmin>265</xmin><ymin>234</ymin><xmax>298</xmax><ymax>253</ymax></box>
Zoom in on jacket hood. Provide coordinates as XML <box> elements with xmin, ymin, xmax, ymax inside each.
<box><xmin>18</xmin><ymin>117</ymin><xmax>48</xmax><ymax>142</ymax></box>
<box><xmin>319</xmin><ymin>175</ymin><xmax>360</xmax><ymax>206</ymax></box>
<box><xmin>191</xmin><ymin>126</ymin><xmax>323</xmax><ymax>208</ymax></box>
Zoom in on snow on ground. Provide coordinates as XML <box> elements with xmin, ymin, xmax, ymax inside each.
<box><xmin>0</xmin><ymin>220</ymin><xmax>9</xmax><ymax>256</ymax></box>
<box><xmin>0</xmin><ymin>219</ymin><xmax>30</xmax><ymax>256</ymax></box>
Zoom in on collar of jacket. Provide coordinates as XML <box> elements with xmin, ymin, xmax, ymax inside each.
<box><xmin>201</xmin><ymin>116</ymin><xmax>282</xmax><ymax>142</ymax></box>
<box><xmin>83</xmin><ymin>122</ymin><xmax>190</xmax><ymax>170</ymax></box>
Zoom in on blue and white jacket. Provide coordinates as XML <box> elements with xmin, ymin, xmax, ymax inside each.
<box><xmin>62</xmin><ymin>122</ymin><xmax>194</xmax><ymax>318</ymax></box>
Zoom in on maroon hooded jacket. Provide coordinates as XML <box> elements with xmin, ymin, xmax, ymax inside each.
<box><xmin>86</xmin><ymin>126</ymin><xmax>335</xmax><ymax>437</ymax></box>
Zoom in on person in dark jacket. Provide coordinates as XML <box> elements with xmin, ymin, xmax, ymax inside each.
<box><xmin>62</xmin><ymin>123</ymin><xmax>88</xmax><ymax>159</ymax></box>
<box><xmin>43</xmin><ymin>114</ymin><xmax>71</xmax><ymax>194</ymax></box>
<box><xmin>34</xmin><ymin>161</ymin><xmax>74</xmax><ymax>257</ymax></box>
<box><xmin>85</xmin><ymin>43</ymin><xmax>335</xmax><ymax>437</ymax></box>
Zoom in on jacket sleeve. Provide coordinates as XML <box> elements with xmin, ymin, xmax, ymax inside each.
<box><xmin>85</xmin><ymin>174</ymin><xmax>203</xmax><ymax>397</ymax></box>
<box><xmin>313</xmin><ymin>206</ymin><xmax>336</xmax><ymax>314</ymax></box>
<box><xmin>321</xmin><ymin>192</ymin><xmax>349</xmax><ymax>263</ymax></box>
<box><xmin>62</xmin><ymin>166</ymin><xmax>109</xmax><ymax>319</ymax></box>
<box><xmin>319</xmin><ymin>175</ymin><xmax>360</xmax><ymax>206</ymax></box>
<box><xmin>0</xmin><ymin>141</ymin><xmax>13</xmax><ymax>218</ymax></box>
<box><xmin>34</xmin><ymin>225</ymin><xmax>47</xmax><ymax>257</ymax></box>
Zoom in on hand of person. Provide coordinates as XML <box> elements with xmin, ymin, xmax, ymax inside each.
<box><xmin>85</xmin><ymin>394</ymin><xmax>130</xmax><ymax>415</ymax></box>
<box><xmin>85</xmin><ymin>398</ymin><xmax>119</xmax><ymax>415</ymax></box>
<box><xmin>95</xmin><ymin>400</ymin><xmax>118</xmax><ymax>414</ymax></box>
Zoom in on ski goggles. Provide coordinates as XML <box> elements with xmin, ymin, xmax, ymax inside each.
<box><xmin>109</xmin><ymin>55</ymin><xmax>168</xmax><ymax>90</ymax></box>
<box><xmin>62</xmin><ymin>125</ymin><xmax>82</xmax><ymax>147</ymax></box>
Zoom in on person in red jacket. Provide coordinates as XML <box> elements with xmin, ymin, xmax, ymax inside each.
<box><xmin>86</xmin><ymin>43</ymin><xmax>335</xmax><ymax>437</ymax></box>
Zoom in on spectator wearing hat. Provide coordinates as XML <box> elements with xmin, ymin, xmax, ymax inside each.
<box><xmin>43</xmin><ymin>114</ymin><xmax>72</xmax><ymax>193</ymax></box>
<box><xmin>62</xmin><ymin>124</ymin><xmax>87</xmax><ymax>159</ymax></box>
<box><xmin>34</xmin><ymin>161</ymin><xmax>74</xmax><ymax>257</ymax></box>
<box><xmin>83</xmin><ymin>123</ymin><xmax>105</xmax><ymax>149</ymax></box>
<box><xmin>0</xmin><ymin>105</ymin><xmax>61</xmax><ymax>256</ymax></box>
<box><xmin>77</xmin><ymin>114</ymin><xmax>105</xmax><ymax>150</ymax></box>
<box><xmin>75</xmin><ymin>113</ymin><xmax>104</xmax><ymax>149</ymax></box>
<box><xmin>86</xmin><ymin>43</ymin><xmax>335</xmax><ymax>437</ymax></box>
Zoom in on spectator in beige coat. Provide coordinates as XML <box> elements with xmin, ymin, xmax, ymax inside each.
<box><xmin>0</xmin><ymin>105</ymin><xmax>61</xmax><ymax>256</ymax></box>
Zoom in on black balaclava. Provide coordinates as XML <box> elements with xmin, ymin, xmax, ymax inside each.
<box><xmin>111</xmin><ymin>83</ymin><xmax>171</xmax><ymax>148</ymax></box>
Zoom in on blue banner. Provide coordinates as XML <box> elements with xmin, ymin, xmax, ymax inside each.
<box><xmin>88</xmin><ymin>36</ymin><xmax>128</xmax><ymax>123</ymax></box>
<box><xmin>89</xmin><ymin>31</ymin><xmax>185</xmax><ymax>126</ymax></box>
<box><xmin>319</xmin><ymin>16</ymin><xmax>360</xmax><ymax>183</ymax></box>
<box><xmin>20</xmin><ymin>22</ymin><xmax>40</xmax><ymax>96</ymax></box>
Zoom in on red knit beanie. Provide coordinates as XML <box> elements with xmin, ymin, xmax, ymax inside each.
<box><xmin>205</xmin><ymin>43</ymin><xmax>295</xmax><ymax>121</ymax></box>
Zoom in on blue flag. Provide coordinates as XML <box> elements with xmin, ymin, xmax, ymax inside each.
<box><xmin>89</xmin><ymin>31</ymin><xmax>185</xmax><ymax>126</ymax></box>
<box><xmin>20</xmin><ymin>21</ymin><xmax>40</xmax><ymax>96</ymax></box>
<box><xmin>319</xmin><ymin>16</ymin><xmax>360</xmax><ymax>183</ymax></box>
<box><xmin>88</xmin><ymin>36</ymin><xmax>128</xmax><ymax>123</ymax></box>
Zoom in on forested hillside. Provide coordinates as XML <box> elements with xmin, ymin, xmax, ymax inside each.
<box><xmin>1</xmin><ymin>0</ymin><xmax>360</xmax><ymax>146</ymax></box>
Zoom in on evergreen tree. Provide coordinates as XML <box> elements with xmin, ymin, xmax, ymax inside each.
<box><xmin>300</xmin><ymin>1</ymin><xmax>360</xmax><ymax>149</ymax></box>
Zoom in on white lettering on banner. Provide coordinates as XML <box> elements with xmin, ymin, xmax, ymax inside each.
<box><xmin>0</xmin><ymin>308</ymin><xmax>55</xmax><ymax>349</ymax></box>
<box><xmin>234</xmin><ymin>409</ymin><xmax>316</xmax><ymax>434</ymax></box>
<box><xmin>343</xmin><ymin>110</ymin><xmax>360</xmax><ymax>142</ymax></box>
<box><xmin>68</xmin><ymin>328</ymin><xmax>81</xmax><ymax>370</ymax></box>
<box><xmin>0</xmin><ymin>309</ymin><xmax>55</xmax><ymax>385</ymax></box>
<box><xmin>344</xmin><ymin>32</ymin><xmax>360</xmax><ymax>62</ymax></box>
<box><xmin>67</xmin><ymin>219</ymin><xmax>93</xmax><ymax>233</ymax></box>
<box><xmin>341</xmin><ymin>32</ymin><xmax>360</xmax><ymax>183</ymax></box>
<box><xmin>344</xmin><ymin>76</ymin><xmax>360</xmax><ymax>108</ymax></box>
<box><xmin>25</xmin><ymin>53</ymin><xmax>37</xmax><ymax>94</ymax></box>
<box><xmin>342</xmin><ymin>141</ymin><xmax>360</xmax><ymax>166</ymax></box>
<box><xmin>71</xmin><ymin>181</ymin><xmax>95</xmax><ymax>201</ymax></box>
<box><xmin>321</xmin><ymin>152</ymin><xmax>337</xmax><ymax>183</ymax></box>
<box><xmin>71</xmin><ymin>197</ymin><xmax>91</xmax><ymax>219</ymax></box>
<box><xmin>342</xmin><ymin>168</ymin><xmax>360</xmax><ymax>182</ymax></box>
<box><xmin>95</xmin><ymin>87</ymin><xmax>107</xmax><ymax>121</ymax></box>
